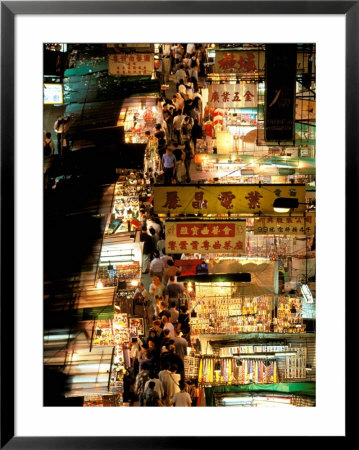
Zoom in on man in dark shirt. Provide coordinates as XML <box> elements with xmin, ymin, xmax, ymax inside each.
<box><xmin>178</xmin><ymin>305</ymin><xmax>190</xmax><ymax>343</ymax></box>
<box><xmin>164</xmin><ymin>276</ymin><xmax>184</xmax><ymax>307</ymax></box>
<box><xmin>154</xmin><ymin>124</ymin><xmax>167</xmax><ymax>161</ymax></box>
<box><xmin>140</xmin><ymin>226</ymin><xmax>155</xmax><ymax>273</ymax></box>
<box><xmin>162</xmin><ymin>103</ymin><xmax>173</xmax><ymax>143</ymax></box>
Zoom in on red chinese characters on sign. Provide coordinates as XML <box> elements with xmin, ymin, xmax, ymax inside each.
<box><xmin>243</xmin><ymin>90</ymin><xmax>255</xmax><ymax>102</ymax></box>
<box><xmin>210</xmin><ymin>91</ymin><xmax>220</xmax><ymax>103</ymax></box>
<box><xmin>176</xmin><ymin>223</ymin><xmax>235</xmax><ymax>238</ymax></box>
<box><xmin>217</xmin><ymin>192</ymin><xmax>236</xmax><ymax>210</ymax></box>
<box><xmin>192</xmin><ymin>192</ymin><xmax>208</xmax><ymax>210</ymax></box>
<box><xmin>232</xmin><ymin>91</ymin><xmax>241</xmax><ymax>102</ymax></box>
<box><xmin>162</xmin><ymin>192</ymin><xmax>182</xmax><ymax>209</ymax></box>
<box><xmin>222</xmin><ymin>91</ymin><xmax>230</xmax><ymax>102</ymax></box>
<box><xmin>208</xmin><ymin>84</ymin><xmax>257</xmax><ymax>109</ymax></box>
<box><xmin>245</xmin><ymin>191</ymin><xmax>263</xmax><ymax>209</ymax></box>
<box><xmin>218</xmin><ymin>53</ymin><xmax>237</xmax><ymax>70</ymax></box>
<box><xmin>237</xmin><ymin>52</ymin><xmax>257</xmax><ymax>72</ymax></box>
<box><xmin>190</xmin><ymin>241</ymin><xmax>199</xmax><ymax>250</ymax></box>
<box><xmin>165</xmin><ymin>220</ymin><xmax>246</xmax><ymax>254</ymax></box>
<box><xmin>201</xmin><ymin>241</ymin><xmax>210</xmax><ymax>251</ymax></box>
<box><xmin>215</xmin><ymin>51</ymin><xmax>261</xmax><ymax>73</ymax></box>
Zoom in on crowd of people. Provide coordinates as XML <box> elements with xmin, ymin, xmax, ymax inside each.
<box><xmin>124</xmin><ymin>313</ymin><xmax>192</xmax><ymax>407</ymax></box>
<box><xmin>142</xmin><ymin>44</ymin><xmax>209</xmax><ymax>184</ymax></box>
<box><xmin>122</xmin><ymin>205</ymin><xmax>195</xmax><ymax>407</ymax></box>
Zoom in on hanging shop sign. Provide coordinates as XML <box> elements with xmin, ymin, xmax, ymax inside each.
<box><xmin>43</xmin><ymin>83</ymin><xmax>63</xmax><ymax>104</ymax></box>
<box><xmin>165</xmin><ymin>220</ymin><xmax>246</xmax><ymax>254</ymax></box>
<box><xmin>108</xmin><ymin>53</ymin><xmax>154</xmax><ymax>76</ymax></box>
<box><xmin>213</xmin><ymin>50</ymin><xmax>265</xmax><ymax>74</ymax></box>
<box><xmin>254</xmin><ymin>213</ymin><xmax>315</xmax><ymax>235</ymax></box>
<box><xmin>208</xmin><ymin>84</ymin><xmax>258</xmax><ymax>108</ymax></box>
<box><xmin>264</xmin><ymin>44</ymin><xmax>297</xmax><ymax>142</ymax></box>
<box><xmin>153</xmin><ymin>184</ymin><xmax>306</xmax><ymax>215</ymax></box>
<box><xmin>213</xmin><ymin>49</ymin><xmax>313</xmax><ymax>77</ymax></box>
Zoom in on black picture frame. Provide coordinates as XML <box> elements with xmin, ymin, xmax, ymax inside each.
<box><xmin>1</xmin><ymin>1</ymin><xmax>353</xmax><ymax>447</ymax></box>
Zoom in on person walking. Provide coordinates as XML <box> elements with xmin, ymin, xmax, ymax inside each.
<box><xmin>43</xmin><ymin>132</ymin><xmax>55</xmax><ymax>156</ymax></box>
<box><xmin>159</xmin><ymin>363</ymin><xmax>181</xmax><ymax>406</ymax></box>
<box><xmin>183</xmin><ymin>141</ymin><xmax>194</xmax><ymax>183</ymax></box>
<box><xmin>162</xmin><ymin>103</ymin><xmax>173</xmax><ymax>143</ymax></box>
<box><xmin>191</xmin><ymin>118</ymin><xmax>203</xmax><ymax>154</ymax></box>
<box><xmin>181</xmin><ymin>115</ymin><xmax>192</xmax><ymax>144</ymax></box>
<box><xmin>154</xmin><ymin>123</ymin><xmax>167</xmax><ymax>161</ymax></box>
<box><xmin>149</xmin><ymin>277</ymin><xmax>165</xmax><ymax>315</ymax></box>
<box><xmin>172</xmin><ymin>110</ymin><xmax>185</xmax><ymax>146</ymax></box>
<box><xmin>170</xmin><ymin>380</ymin><xmax>191</xmax><ymax>407</ymax></box>
<box><xmin>162</xmin><ymin>259</ymin><xmax>181</xmax><ymax>285</ymax></box>
<box><xmin>143</xmin><ymin>381</ymin><xmax>162</xmax><ymax>406</ymax></box>
<box><xmin>161</xmin><ymin>148</ymin><xmax>176</xmax><ymax>184</ymax></box>
<box><xmin>134</xmin><ymin>362</ymin><xmax>151</xmax><ymax>406</ymax></box>
<box><xmin>169</xmin><ymin>302</ymin><xmax>179</xmax><ymax>328</ymax></box>
<box><xmin>150</xmin><ymin>250</ymin><xmax>165</xmax><ymax>280</ymax></box>
<box><xmin>140</xmin><ymin>226</ymin><xmax>155</xmax><ymax>274</ymax></box>
<box><xmin>164</xmin><ymin>276</ymin><xmax>184</xmax><ymax>307</ymax></box>
<box><xmin>173</xmin><ymin>327</ymin><xmax>188</xmax><ymax>362</ymax></box>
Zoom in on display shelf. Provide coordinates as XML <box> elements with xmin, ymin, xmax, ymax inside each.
<box><xmin>205</xmin><ymin>332</ymin><xmax>315</xmax><ymax>342</ymax></box>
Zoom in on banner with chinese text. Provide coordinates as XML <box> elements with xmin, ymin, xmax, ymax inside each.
<box><xmin>213</xmin><ymin>49</ymin><xmax>312</xmax><ymax>76</ymax></box>
<box><xmin>254</xmin><ymin>214</ymin><xmax>315</xmax><ymax>235</ymax></box>
<box><xmin>208</xmin><ymin>84</ymin><xmax>257</xmax><ymax>108</ymax></box>
<box><xmin>166</xmin><ymin>221</ymin><xmax>246</xmax><ymax>254</ymax></box>
<box><xmin>108</xmin><ymin>53</ymin><xmax>154</xmax><ymax>76</ymax></box>
<box><xmin>153</xmin><ymin>184</ymin><xmax>306</xmax><ymax>215</ymax></box>
<box><xmin>213</xmin><ymin>50</ymin><xmax>265</xmax><ymax>74</ymax></box>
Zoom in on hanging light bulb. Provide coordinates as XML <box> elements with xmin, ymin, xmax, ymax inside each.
<box><xmin>96</xmin><ymin>280</ymin><xmax>104</xmax><ymax>289</ymax></box>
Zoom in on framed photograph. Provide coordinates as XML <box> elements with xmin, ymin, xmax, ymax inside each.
<box><xmin>129</xmin><ymin>317</ymin><xmax>145</xmax><ymax>337</ymax></box>
<box><xmin>1</xmin><ymin>0</ymin><xmax>353</xmax><ymax>447</ymax></box>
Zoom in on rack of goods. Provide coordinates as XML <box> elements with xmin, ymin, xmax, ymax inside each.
<box><xmin>190</xmin><ymin>295</ymin><xmax>274</xmax><ymax>334</ymax></box>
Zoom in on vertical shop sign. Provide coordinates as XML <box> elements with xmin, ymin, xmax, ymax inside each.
<box><xmin>265</xmin><ymin>44</ymin><xmax>297</xmax><ymax>142</ymax></box>
<box><xmin>165</xmin><ymin>221</ymin><xmax>246</xmax><ymax>254</ymax></box>
<box><xmin>208</xmin><ymin>84</ymin><xmax>258</xmax><ymax>108</ymax></box>
<box><xmin>108</xmin><ymin>54</ymin><xmax>154</xmax><ymax>76</ymax></box>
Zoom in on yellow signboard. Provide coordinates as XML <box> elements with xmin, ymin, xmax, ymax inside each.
<box><xmin>254</xmin><ymin>213</ymin><xmax>315</xmax><ymax>235</ymax></box>
<box><xmin>165</xmin><ymin>220</ymin><xmax>246</xmax><ymax>254</ymax></box>
<box><xmin>153</xmin><ymin>184</ymin><xmax>306</xmax><ymax>215</ymax></box>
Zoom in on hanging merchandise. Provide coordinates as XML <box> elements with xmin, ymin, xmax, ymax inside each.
<box><xmin>284</xmin><ymin>347</ymin><xmax>307</xmax><ymax>379</ymax></box>
<box><xmin>198</xmin><ymin>356</ymin><xmax>279</xmax><ymax>386</ymax></box>
<box><xmin>190</xmin><ymin>295</ymin><xmax>273</xmax><ymax>335</ymax></box>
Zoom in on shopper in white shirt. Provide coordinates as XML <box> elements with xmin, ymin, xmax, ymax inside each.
<box><xmin>150</xmin><ymin>251</ymin><xmax>165</xmax><ymax>279</ymax></box>
<box><xmin>170</xmin><ymin>380</ymin><xmax>191</xmax><ymax>407</ymax></box>
<box><xmin>186</xmin><ymin>43</ymin><xmax>196</xmax><ymax>55</ymax></box>
<box><xmin>174</xmin><ymin>65</ymin><xmax>187</xmax><ymax>85</ymax></box>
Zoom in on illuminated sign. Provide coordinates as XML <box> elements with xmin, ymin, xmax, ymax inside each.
<box><xmin>254</xmin><ymin>213</ymin><xmax>315</xmax><ymax>235</ymax></box>
<box><xmin>165</xmin><ymin>220</ymin><xmax>246</xmax><ymax>254</ymax></box>
<box><xmin>108</xmin><ymin>53</ymin><xmax>154</xmax><ymax>76</ymax></box>
<box><xmin>154</xmin><ymin>184</ymin><xmax>306</xmax><ymax>216</ymax></box>
<box><xmin>43</xmin><ymin>84</ymin><xmax>63</xmax><ymax>104</ymax></box>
